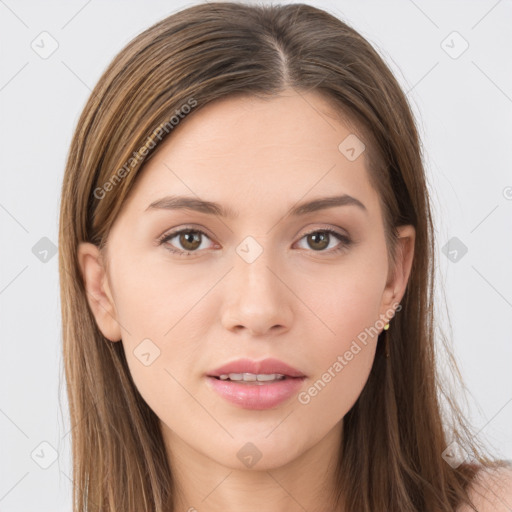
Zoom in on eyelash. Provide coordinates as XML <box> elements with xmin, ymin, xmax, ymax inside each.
<box><xmin>157</xmin><ymin>225</ymin><xmax>352</xmax><ymax>257</ymax></box>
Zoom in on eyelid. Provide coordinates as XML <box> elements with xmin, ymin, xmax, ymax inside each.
<box><xmin>293</xmin><ymin>226</ymin><xmax>352</xmax><ymax>253</ymax></box>
<box><xmin>156</xmin><ymin>224</ymin><xmax>216</xmax><ymax>244</ymax></box>
<box><xmin>298</xmin><ymin>224</ymin><xmax>349</xmax><ymax>239</ymax></box>
<box><xmin>157</xmin><ymin>224</ymin><xmax>351</xmax><ymax>254</ymax></box>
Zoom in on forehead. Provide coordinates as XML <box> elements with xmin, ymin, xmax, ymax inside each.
<box><xmin>123</xmin><ymin>89</ymin><xmax>379</xmax><ymax>217</ymax></box>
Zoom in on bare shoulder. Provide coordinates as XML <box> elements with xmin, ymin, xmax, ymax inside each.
<box><xmin>457</xmin><ymin>465</ymin><xmax>512</xmax><ymax>512</ymax></box>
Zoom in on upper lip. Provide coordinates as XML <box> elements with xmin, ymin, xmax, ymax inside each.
<box><xmin>207</xmin><ymin>358</ymin><xmax>306</xmax><ymax>378</ymax></box>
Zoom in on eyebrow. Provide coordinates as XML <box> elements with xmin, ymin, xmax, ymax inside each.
<box><xmin>145</xmin><ymin>194</ymin><xmax>367</xmax><ymax>218</ymax></box>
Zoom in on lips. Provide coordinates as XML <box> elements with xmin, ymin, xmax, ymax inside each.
<box><xmin>207</xmin><ymin>357</ymin><xmax>306</xmax><ymax>379</ymax></box>
<box><xmin>205</xmin><ymin>357</ymin><xmax>307</xmax><ymax>410</ymax></box>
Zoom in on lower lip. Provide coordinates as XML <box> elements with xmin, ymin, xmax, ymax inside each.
<box><xmin>206</xmin><ymin>376</ymin><xmax>306</xmax><ymax>410</ymax></box>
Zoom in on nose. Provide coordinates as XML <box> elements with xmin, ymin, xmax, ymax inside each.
<box><xmin>220</xmin><ymin>245</ymin><xmax>293</xmax><ymax>337</ymax></box>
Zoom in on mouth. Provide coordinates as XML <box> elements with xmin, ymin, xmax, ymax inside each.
<box><xmin>205</xmin><ymin>358</ymin><xmax>306</xmax><ymax>409</ymax></box>
<box><xmin>205</xmin><ymin>374</ymin><xmax>306</xmax><ymax>410</ymax></box>
<box><xmin>208</xmin><ymin>373</ymin><xmax>303</xmax><ymax>385</ymax></box>
<box><xmin>206</xmin><ymin>357</ymin><xmax>306</xmax><ymax>380</ymax></box>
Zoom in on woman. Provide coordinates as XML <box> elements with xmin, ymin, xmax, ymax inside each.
<box><xmin>58</xmin><ymin>2</ymin><xmax>512</xmax><ymax>511</ymax></box>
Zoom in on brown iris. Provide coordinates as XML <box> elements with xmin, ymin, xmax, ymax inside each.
<box><xmin>179</xmin><ymin>230</ymin><xmax>202</xmax><ymax>251</ymax></box>
<box><xmin>307</xmin><ymin>232</ymin><xmax>330</xmax><ymax>251</ymax></box>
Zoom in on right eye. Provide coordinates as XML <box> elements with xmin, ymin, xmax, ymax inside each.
<box><xmin>158</xmin><ymin>228</ymin><xmax>216</xmax><ymax>256</ymax></box>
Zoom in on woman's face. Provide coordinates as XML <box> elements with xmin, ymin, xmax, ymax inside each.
<box><xmin>79</xmin><ymin>89</ymin><xmax>414</xmax><ymax>472</ymax></box>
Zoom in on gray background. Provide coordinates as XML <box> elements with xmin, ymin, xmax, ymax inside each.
<box><xmin>1</xmin><ymin>0</ymin><xmax>511</xmax><ymax>510</ymax></box>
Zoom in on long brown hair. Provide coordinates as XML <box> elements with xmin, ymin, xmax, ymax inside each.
<box><xmin>58</xmin><ymin>2</ymin><xmax>506</xmax><ymax>510</ymax></box>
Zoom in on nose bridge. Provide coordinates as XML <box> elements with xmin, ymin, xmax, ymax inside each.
<box><xmin>221</xmin><ymin>234</ymin><xmax>291</xmax><ymax>333</ymax></box>
<box><xmin>233</xmin><ymin>234</ymin><xmax>281</xmax><ymax>296</ymax></box>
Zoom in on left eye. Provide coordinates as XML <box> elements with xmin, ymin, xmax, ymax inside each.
<box><xmin>159</xmin><ymin>229</ymin><xmax>215</xmax><ymax>254</ymax></box>
<box><xmin>158</xmin><ymin>228</ymin><xmax>351</xmax><ymax>256</ymax></box>
<box><xmin>295</xmin><ymin>228</ymin><xmax>351</xmax><ymax>253</ymax></box>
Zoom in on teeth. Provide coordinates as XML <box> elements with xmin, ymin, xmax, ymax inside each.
<box><xmin>218</xmin><ymin>373</ymin><xmax>286</xmax><ymax>382</ymax></box>
<box><xmin>255</xmin><ymin>373</ymin><xmax>285</xmax><ymax>382</ymax></box>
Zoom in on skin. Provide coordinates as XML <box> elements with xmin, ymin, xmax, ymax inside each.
<box><xmin>78</xmin><ymin>88</ymin><xmax>415</xmax><ymax>512</ymax></box>
<box><xmin>458</xmin><ymin>467</ymin><xmax>512</xmax><ymax>512</ymax></box>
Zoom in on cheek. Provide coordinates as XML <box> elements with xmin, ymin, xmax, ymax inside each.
<box><xmin>300</xmin><ymin>258</ymin><xmax>386</xmax><ymax>345</ymax></box>
<box><xmin>296</xmin><ymin>340</ymin><xmax>376</xmax><ymax>435</ymax></box>
<box><xmin>297</xmin><ymin>287</ymin><xmax>381</xmax><ymax>426</ymax></box>
<box><xmin>108</xmin><ymin>258</ymin><xmax>215</xmax><ymax>407</ymax></box>
<box><xmin>110</xmin><ymin>255</ymin><xmax>203</xmax><ymax>338</ymax></box>
<box><xmin>110</xmin><ymin>240</ymin><xmax>385</xmax><ymax>425</ymax></box>
<box><xmin>294</xmin><ymin>260</ymin><xmax>385</xmax><ymax>416</ymax></box>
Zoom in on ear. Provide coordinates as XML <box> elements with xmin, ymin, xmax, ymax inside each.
<box><xmin>379</xmin><ymin>225</ymin><xmax>415</xmax><ymax>321</ymax></box>
<box><xmin>77</xmin><ymin>242</ymin><xmax>122</xmax><ymax>342</ymax></box>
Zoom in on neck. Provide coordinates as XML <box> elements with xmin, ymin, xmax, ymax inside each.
<box><xmin>162</xmin><ymin>420</ymin><xmax>344</xmax><ymax>512</ymax></box>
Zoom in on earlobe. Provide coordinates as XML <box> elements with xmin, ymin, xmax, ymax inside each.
<box><xmin>380</xmin><ymin>225</ymin><xmax>416</xmax><ymax>315</ymax></box>
<box><xmin>77</xmin><ymin>242</ymin><xmax>122</xmax><ymax>342</ymax></box>
<box><xmin>393</xmin><ymin>224</ymin><xmax>415</xmax><ymax>298</ymax></box>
